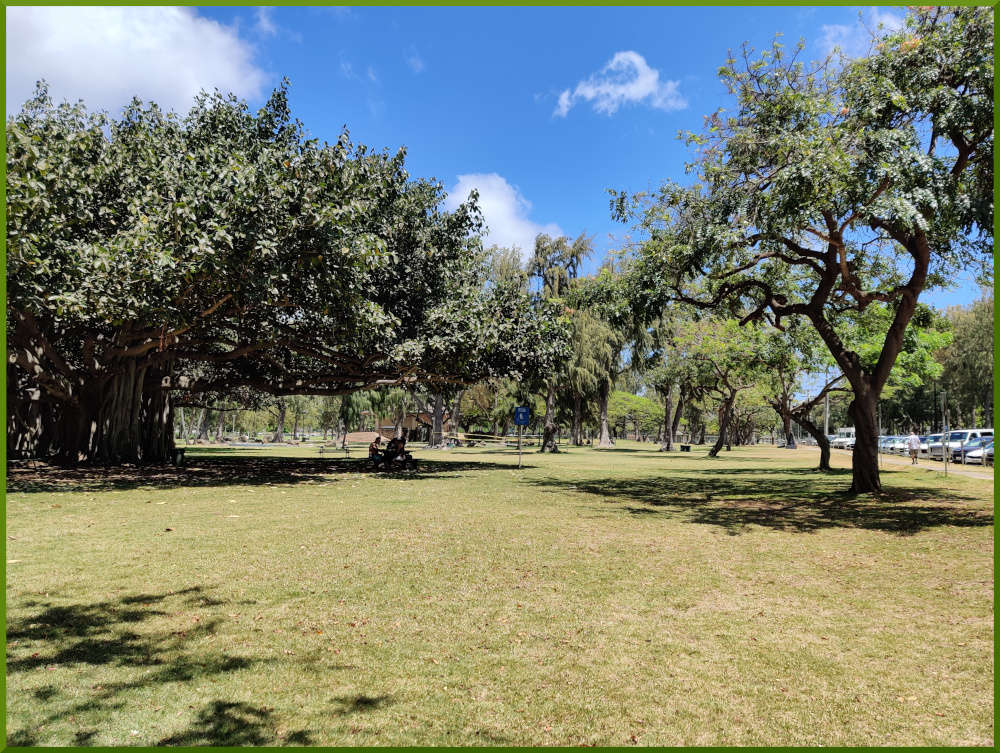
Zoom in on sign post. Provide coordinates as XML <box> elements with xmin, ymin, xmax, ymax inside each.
<box><xmin>514</xmin><ymin>406</ymin><xmax>530</xmax><ymax>469</ymax></box>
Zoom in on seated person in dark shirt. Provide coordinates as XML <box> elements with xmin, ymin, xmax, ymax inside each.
<box><xmin>381</xmin><ymin>431</ymin><xmax>409</xmax><ymax>465</ymax></box>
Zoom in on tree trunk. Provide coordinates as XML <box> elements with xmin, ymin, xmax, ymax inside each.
<box><xmin>450</xmin><ymin>390</ymin><xmax>464</xmax><ymax>443</ymax></box>
<box><xmin>659</xmin><ymin>384</ymin><xmax>674</xmax><ymax>451</ymax></box>
<box><xmin>792</xmin><ymin>411</ymin><xmax>832</xmax><ymax>471</ymax></box>
<box><xmin>597</xmin><ymin>381</ymin><xmax>613</xmax><ymax>448</ymax></box>
<box><xmin>848</xmin><ymin>390</ymin><xmax>881</xmax><ymax>493</ymax></box>
<box><xmin>271</xmin><ymin>399</ymin><xmax>286</xmax><ymax>443</ymax></box>
<box><xmin>572</xmin><ymin>395</ymin><xmax>583</xmax><ymax>446</ymax></box>
<box><xmin>708</xmin><ymin>396</ymin><xmax>734</xmax><ymax>458</ymax></box>
<box><xmin>215</xmin><ymin>408</ymin><xmax>225</xmax><ymax>442</ymax></box>
<box><xmin>782</xmin><ymin>411</ymin><xmax>796</xmax><ymax>449</ymax></box>
<box><xmin>197</xmin><ymin>407</ymin><xmax>211</xmax><ymax>441</ymax></box>
<box><xmin>672</xmin><ymin>391</ymin><xmax>685</xmax><ymax>442</ymax></box>
<box><xmin>7</xmin><ymin>363</ymin><xmax>175</xmax><ymax>465</ymax></box>
<box><xmin>177</xmin><ymin>407</ymin><xmax>186</xmax><ymax>441</ymax></box>
<box><xmin>540</xmin><ymin>382</ymin><xmax>559</xmax><ymax>453</ymax></box>
<box><xmin>428</xmin><ymin>393</ymin><xmax>445</xmax><ymax>448</ymax></box>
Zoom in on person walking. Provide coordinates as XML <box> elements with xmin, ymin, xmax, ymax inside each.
<box><xmin>906</xmin><ymin>428</ymin><xmax>921</xmax><ymax>464</ymax></box>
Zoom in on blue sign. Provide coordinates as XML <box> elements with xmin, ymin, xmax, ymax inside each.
<box><xmin>514</xmin><ymin>406</ymin><xmax>530</xmax><ymax>426</ymax></box>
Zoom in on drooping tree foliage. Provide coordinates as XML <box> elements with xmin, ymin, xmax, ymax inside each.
<box><xmin>527</xmin><ymin>233</ymin><xmax>593</xmax><ymax>452</ymax></box>
<box><xmin>615</xmin><ymin>7</ymin><xmax>992</xmax><ymax>491</ymax></box>
<box><xmin>7</xmin><ymin>83</ymin><xmax>568</xmax><ymax>463</ymax></box>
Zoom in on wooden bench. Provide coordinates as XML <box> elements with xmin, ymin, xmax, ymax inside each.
<box><xmin>318</xmin><ymin>445</ymin><xmax>350</xmax><ymax>458</ymax></box>
<box><xmin>680</xmin><ymin>444</ymin><xmax>691</xmax><ymax>452</ymax></box>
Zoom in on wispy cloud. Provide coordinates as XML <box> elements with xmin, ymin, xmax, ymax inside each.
<box><xmin>554</xmin><ymin>50</ymin><xmax>686</xmax><ymax>118</ymax></box>
<box><xmin>445</xmin><ymin>173</ymin><xmax>562</xmax><ymax>262</ymax></box>
<box><xmin>819</xmin><ymin>8</ymin><xmax>904</xmax><ymax>59</ymax></box>
<box><xmin>255</xmin><ymin>6</ymin><xmax>277</xmax><ymax>36</ymax></box>
<box><xmin>405</xmin><ymin>46</ymin><xmax>425</xmax><ymax>74</ymax></box>
<box><xmin>6</xmin><ymin>6</ymin><xmax>268</xmax><ymax>116</ymax></box>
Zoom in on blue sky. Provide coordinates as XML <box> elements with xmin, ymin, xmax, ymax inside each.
<box><xmin>5</xmin><ymin>5</ymin><xmax>985</xmax><ymax>308</ymax></box>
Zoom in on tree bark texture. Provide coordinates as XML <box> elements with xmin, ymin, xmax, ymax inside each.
<box><xmin>572</xmin><ymin>395</ymin><xmax>583</xmax><ymax>446</ymax></box>
<box><xmin>540</xmin><ymin>382</ymin><xmax>559</xmax><ymax>453</ymax></box>
<box><xmin>6</xmin><ymin>361</ymin><xmax>175</xmax><ymax>464</ymax></box>
<box><xmin>708</xmin><ymin>396</ymin><xmax>735</xmax><ymax>458</ymax></box>
<box><xmin>659</xmin><ymin>384</ymin><xmax>674</xmax><ymax>452</ymax></box>
<box><xmin>672</xmin><ymin>391</ymin><xmax>685</xmax><ymax>443</ymax></box>
<box><xmin>792</xmin><ymin>412</ymin><xmax>832</xmax><ymax>471</ymax></box>
<box><xmin>428</xmin><ymin>393</ymin><xmax>445</xmax><ymax>448</ymax></box>
<box><xmin>271</xmin><ymin>399</ymin><xmax>286</xmax><ymax>443</ymax></box>
<box><xmin>597</xmin><ymin>381</ymin><xmax>614</xmax><ymax>448</ymax></box>
<box><xmin>848</xmin><ymin>391</ymin><xmax>881</xmax><ymax>492</ymax></box>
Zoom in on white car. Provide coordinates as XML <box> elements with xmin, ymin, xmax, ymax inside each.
<box><xmin>930</xmin><ymin>429</ymin><xmax>994</xmax><ymax>460</ymax></box>
<box><xmin>921</xmin><ymin>434</ymin><xmax>942</xmax><ymax>456</ymax></box>
<box><xmin>888</xmin><ymin>436</ymin><xmax>909</xmax><ymax>455</ymax></box>
<box><xmin>831</xmin><ymin>436</ymin><xmax>855</xmax><ymax>450</ymax></box>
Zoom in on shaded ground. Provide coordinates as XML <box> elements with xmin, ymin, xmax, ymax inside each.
<box><xmin>528</xmin><ymin>467</ymin><xmax>991</xmax><ymax>535</ymax></box>
<box><xmin>6</xmin><ymin>456</ymin><xmax>532</xmax><ymax>493</ymax></box>
<box><xmin>5</xmin><ymin>587</ymin><xmax>313</xmax><ymax>746</ymax></box>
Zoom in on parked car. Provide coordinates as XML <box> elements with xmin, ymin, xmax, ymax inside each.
<box><xmin>930</xmin><ymin>429</ymin><xmax>994</xmax><ymax>461</ymax></box>
<box><xmin>921</xmin><ymin>433</ymin><xmax>942</xmax><ymax>456</ymax></box>
<box><xmin>952</xmin><ymin>436</ymin><xmax>992</xmax><ymax>463</ymax></box>
<box><xmin>888</xmin><ymin>436</ymin><xmax>909</xmax><ymax>455</ymax></box>
<box><xmin>831</xmin><ymin>434</ymin><xmax>855</xmax><ymax>450</ymax></box>
<box><xmin>963</xmin><ymin>438</ymin><xmax>994</xmax><ymax>465</ymax></box>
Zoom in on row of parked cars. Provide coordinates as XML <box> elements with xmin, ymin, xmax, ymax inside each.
<box><xmin>877</xmin><ymin>429</ymin><xmax>994</xmax><ymax>464</ymax></box>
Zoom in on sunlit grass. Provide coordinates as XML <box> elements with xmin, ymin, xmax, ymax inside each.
<box><xmin>5</xmin><ymin>442</ymin><xmax>993</xmax><ymax>745</ymax></box>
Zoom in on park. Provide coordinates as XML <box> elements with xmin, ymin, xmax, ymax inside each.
<box><xmin>5</xmin><ymin>5</ymin><xmax>994</xmax><ymax>747</ymax></box>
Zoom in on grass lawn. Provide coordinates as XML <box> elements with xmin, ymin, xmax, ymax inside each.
<box><xmin>5</xmin><ymin>442</ymin><xmax>993</xmax><ymax>746</ymax></box>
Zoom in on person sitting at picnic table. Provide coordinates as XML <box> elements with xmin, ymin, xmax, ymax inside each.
<box><xmin>368</xmin><ymin>435</ymin><xmax>383</xmax><ymax>461</ymax></box>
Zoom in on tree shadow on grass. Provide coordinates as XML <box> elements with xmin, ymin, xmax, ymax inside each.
<box><xmin>157</xmin><ymin>700</ymin><xmax>313</xmax><ymax>746</ymax></box>
<box><xmin>528</xmin><ymin>467</ymin><xmax>991</xmax><ymax>535</ymax></box>
<box><xmin>6</xmin><ymin>456</ymin><xmax>534</xmax><ymax>494</ymax></box>
<box><xmin>331</xmin><ymin>693</ymin><xmax>394</xmax><ymax>716</ymax></box>
<box><xmin>5</xmin><ymin>586</ymin><xmax>267</xmax><ymax>746</ymax></box>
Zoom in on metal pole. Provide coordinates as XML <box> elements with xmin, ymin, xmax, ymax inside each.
<box><xmin>823</xmin><ymin>366</ymin><xmax>830</xmax><ymax>437</ymax></box>
<box><xmin>518</xmin><ymin>424</ymin><xmax>522</xmax><ymax>469</ymax></box>
<box><xmin>941</xmin><ymin>391</ymin><xmax>948</xmax><ymax>478</ymax></box>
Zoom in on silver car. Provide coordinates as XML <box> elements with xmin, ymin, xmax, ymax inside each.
<box><xmin>931</xmin><ymin>429</ymin><xmax>994</xmax><ymax>461</ymax></box>
<box><xmin>921</xmin><ymin>433</ymin><xmax>942</xmax><ymax>456</ymax></box>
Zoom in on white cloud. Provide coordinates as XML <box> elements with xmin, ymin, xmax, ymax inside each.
<box><xmin>255</xmin><ymin>7</ymin><xmax>277</xmax><ymax>36</ymax></box>
<box><xmin>6</xmin><ymin>6</ymin><xmax>268</xmax><ymax>116</ymax></box>
<box><xmin>405</xmin><ymin>46</ymin><xmax>425</xmax><ymax>74</ymax></box>
<box><xmin>554</xmin><ymin>50</ymin><xmax>686</xmax><ymax>118</ymax></box>
<box><xmin>819</xmin><ymin>8</ymin><xmax>904</xmax><ymax>58</ymax></box>
<box><xmin>445</xmin><ymin>173</ymin><xmax>562</xmax><ymax>261</ymax></box>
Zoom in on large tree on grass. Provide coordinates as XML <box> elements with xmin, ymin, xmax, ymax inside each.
<box><xmin>616</xmin><ymin>7</ymin><xmax>992</xmax><ymax>491</ymax></box>
<box><xmin>529</xmin><ymin>233</ymin><xmax>593</xmax><ymax>452</ymax></box>
<box><xmin>7</xmin><ymin>84</ymin><xmax>568</xmax><ymax>464</ymax></box>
